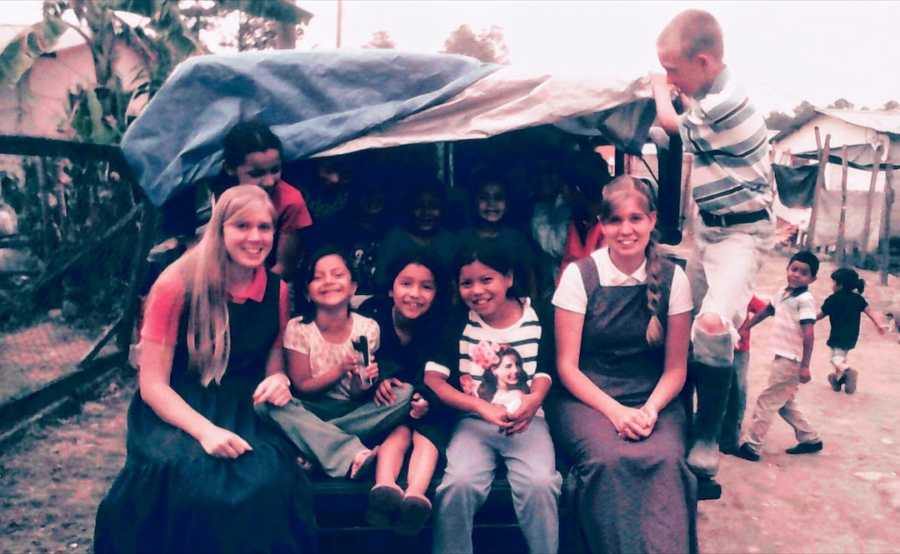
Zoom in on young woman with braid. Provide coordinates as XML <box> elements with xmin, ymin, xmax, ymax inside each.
<box><xmin>546</xmin><ymin>176</ymin><xmax>697</xmax><ymax>554</ymax></box>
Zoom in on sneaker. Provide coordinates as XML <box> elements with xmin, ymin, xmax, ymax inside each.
<box><xmin>734</xmin><ymin>443</ymin><xmax>761</xmax><ymax>462</ymax></box>
<box><xmin>785</xmin><ymin>441</ymin><xmax>823</xmax><ymax>455</ymax></box>
<box><xmin>827</xmin><ymin>372</ymin><xmax>844</xmax><ymax>392</ymax></box>
<box><xmin>843</xmin><ymin>369</ymin><xmax>858</xmax><ymax>394</ymax></box>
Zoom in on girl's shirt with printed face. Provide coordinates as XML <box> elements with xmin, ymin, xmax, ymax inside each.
<box><xmin>425</xmin><ymin>298</ymin><xmax>552</xmax><ymax>416</ymax></box>
<box><xmin>284</xmin><ymin>312</ymin><xmax>380</xmax><ymax>400</ymax></box>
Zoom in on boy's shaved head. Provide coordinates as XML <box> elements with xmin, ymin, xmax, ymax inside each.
<box><xmin>658</xmin><ymin>9</ymin><xmax>723</xmax><ymax>60</ymax></box>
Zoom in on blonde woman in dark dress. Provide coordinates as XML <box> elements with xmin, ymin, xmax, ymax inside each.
<box><xmin>94</xmin><ymin>185</ymin><xmax>315</xmax><ymax>554</ymax></box>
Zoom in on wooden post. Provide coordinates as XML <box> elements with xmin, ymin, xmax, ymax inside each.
<box><xmin>117</xmin><ymin>200</ymin><xmax>158</xmax><ymax>356</ymax></box>
<box><xmin>34</xmin><ymin>157</ymin><xmax>50</xmax><ymax>258</ymax></box>
<box><xmin>836</xmin><ymin>145</ymin><xmax>849</xmax><ymax>265</ymax></box>
<box><xmin>860</xmin><ymin>144</ymin><xmax>884</xmax><ymax>258</ymax></box>
<box><xmin>806</xmin><ymin>128</ymin><xmax>831</xmax><ymax>251</ymax></box>
<box><xmin>881</xmin><ymin>166</ymin><xmax>895</xmax><ymax>286</ymax></box>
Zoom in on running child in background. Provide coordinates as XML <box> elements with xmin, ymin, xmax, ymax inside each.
<box><xmin>215</xmin><ymin>121</ymin><xmax>313</xmax><ymax>281</ymax></box>
<box><xmin>255</xmin><ymin>246</ymin><xmax>413</xmax><ymax>480</ymax></box>
<box><xmin>736</xmin><ymin>251</ymin><xmax>822</xmax><ymax>462</ymax></box>
<box><xmin>817</xmin><ymin>268</ymin><xmax>887</xmax><ymax>394</ymax></box>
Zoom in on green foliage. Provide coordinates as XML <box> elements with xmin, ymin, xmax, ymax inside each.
<box><xmin>443</xmin><ymin>24</ymin><xmax>508</xmax><ymax>64</ymax></box>
<box><xmin>365</xmin><ymin>31</ymin><xmax>396</xmax><ymax>50</ymax></box>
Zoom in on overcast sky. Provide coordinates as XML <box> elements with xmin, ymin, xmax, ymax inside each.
<box><xmin>7</xmin><ymin>0</ymin><xmax>900</xmax><ymax>114</ymax></box>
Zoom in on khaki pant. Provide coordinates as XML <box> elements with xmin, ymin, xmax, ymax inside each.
<box><xmin>743</xmin><ymin>356</ymin><xmax>819</xmax><ymax>452</ymax></box>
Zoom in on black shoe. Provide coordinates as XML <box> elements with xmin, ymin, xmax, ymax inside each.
<box><xmin>735</xmin><ymin>443</ymin><xmax>761</xmax><ymax>462</ymax></box>
<box><xmin>719</xmin><ymin>444</ymin><xmax>737</xmax><ymax>456</ymax></box>
<box><xmin>843</xmin><ymin>369</ymin><xmax>858</xmax><ymax>394</ymax></box>
<box><xmin>785</xmin><ymin>441</ymin><xmax>823</xmax><ymax>455</ymax></box>
<box><xmin>827</xmin><ymin>372</ymin><xmax>844</xmax><ymax>392</ymax></box>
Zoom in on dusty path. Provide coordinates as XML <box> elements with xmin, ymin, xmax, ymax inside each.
<box><xmin>1</xmin><ymin>251</ymin><xmax>899</xmax><ymax>553</ymax></box>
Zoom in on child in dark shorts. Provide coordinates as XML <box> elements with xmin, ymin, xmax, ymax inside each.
<box><xmin>816</xmin><ymin>268</ymin><xmax>887</xmax><ymax>394</ymax></box>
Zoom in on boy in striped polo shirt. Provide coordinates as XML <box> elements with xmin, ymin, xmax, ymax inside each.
<box><xmin>651</xmin><ymin>9</ymin><xmax>775</xmax><ymax>478</ymax></box>
<box><xmin>735</xmin><ymin>251</ymin><xmax>823</xmax><ymax>461</ymax></box>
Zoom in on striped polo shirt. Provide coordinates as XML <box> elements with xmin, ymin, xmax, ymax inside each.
<box><xmin>770</xmin><ymin>286</ymin><xmax>817</xmax><ymax>362</ymax></box>
<box><xmin>681</xmin><ymin>68</ymin><xmax>773</xmax><ymax>215</ymax></box>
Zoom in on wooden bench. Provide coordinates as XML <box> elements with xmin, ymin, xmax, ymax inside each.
<box><xmin>311</xmin><ymin>465</ymin><xmax>720</xmax><ymax>553</ymax></box>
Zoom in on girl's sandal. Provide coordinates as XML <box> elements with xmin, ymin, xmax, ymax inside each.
<box><xmin>394</xmin><ymin>493</ymin><xmax>432</xmax><ymax>536</ymax></box>
<box><xmin>365</xmin><ymin>483</ymin><xmax>404</xmax><ymax>527</ymax></box>
<box><xmin>348</xmin><ymin>447</ymin><xmax>378</xmax><ymax>481</ymax></box>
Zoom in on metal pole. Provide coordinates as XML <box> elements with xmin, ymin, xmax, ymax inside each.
<box><xmin>336</xmin><ymin>0</ymin><xmax>343</xmax><ymax>48</ymax></box>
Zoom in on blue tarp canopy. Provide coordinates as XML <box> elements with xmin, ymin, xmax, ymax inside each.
<box><xmin>122</xmin><ymin>50</ymin><xmax>656</xmax><ymax>207</ymax></box>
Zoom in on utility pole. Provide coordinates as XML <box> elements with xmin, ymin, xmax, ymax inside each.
<box><xmin>336</xmin><ymin>0</ymin><xmax>343</xmax><ymax>48</ymax></box>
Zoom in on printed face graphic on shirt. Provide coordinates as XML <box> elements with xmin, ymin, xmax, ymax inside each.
<box><xmin>308</xmin><ymin>254</ymin><xmax>357</xmax><ymax>308</ymax></box>
<box><xmin>231</xmin><ymin>148</ymin><xmax>282</xmax><ymax>193</ymax></box>
<box><xmin>223</xmin><ymin>205</ymin><xmax>274</xmax><ymax>269</ymax></box>
<box><xmin>467</xmin><ymin>341</ymin><xmax>530</xmax><ymax>413</ymax></box>
<box><xmin>391</xmin><ymin>263</ymin><xmax>437</xmax><ymax>320</ymax></box>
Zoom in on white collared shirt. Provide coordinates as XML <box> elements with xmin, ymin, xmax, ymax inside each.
<box><xmin>552</xmin><ymin>248</ymin><xmax>693</xmax><ymax>315</ymax></box>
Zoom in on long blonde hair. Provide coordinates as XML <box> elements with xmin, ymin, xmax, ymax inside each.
<box><xmin>169</xmin><ymin>185</ymin><xmax>276</xmax><ymax>386</ymax></box>
<box><xmin>600</xmin><ymin>176</ymin><xmax>665</xmax><ymax>346</ymax></box>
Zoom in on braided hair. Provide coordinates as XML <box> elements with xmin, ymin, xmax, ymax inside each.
<box><xmin>599</xmin><ymin>176</ymin><xmax>665</xmax><ymax>346</ymax></box>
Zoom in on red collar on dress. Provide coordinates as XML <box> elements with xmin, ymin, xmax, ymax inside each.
<box><xmin>229</xmin><ymin>266</ymin><xmax>267</xmax><ymax>304</ymax></box>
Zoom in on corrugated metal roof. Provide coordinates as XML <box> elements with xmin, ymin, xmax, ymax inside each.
<box><xmin>817</xmin><ymin>108</ymin><xmax>900</xmax><ymax>135</ymax></box>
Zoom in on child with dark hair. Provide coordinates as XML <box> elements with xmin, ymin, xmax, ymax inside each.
<box><xmin>559</xmin><ymin>151</ymin><xmax>613</xmax><ymax>277</ymax></box>
<box><xmin>459</xmin><ymin>170</ymin><xmax>538</xmax><ymax>299</ymax></box>
<box><xmin>215</xmin><ymin>120</ymin><xmax>313</xmax><ymax>281</ymax></box>
<box><xmin>737</xmin><ymin>251</ymin><xmax>822</xmax><ymax>461</ymax></box>
<box><xmin>374</xmin><ymin>178</ymin><xmax>456</xmax><ymax>292</ymax></box>
<box><xmin>816</xmin><ymin>267</ymin><xmax>887</xmax><ymax>394</ymax></box>
<box><xmin>255</xmin><ymin>245</ymin><xmax>412</xmax><ymax>480</ymax></box>
<box><xmin>357</xmin><ymin>249</ymin><xmax>449</xmax><ymax>535</ymax></box>
<box><xmin>425</xmin><ymin>239</ymin><xmax>560</xmax><ymax>554</ymax></box>
<box><xmin>344</xmin><ymin>173</ymin><xmax>390</xmax><ymax>296</ymax></box>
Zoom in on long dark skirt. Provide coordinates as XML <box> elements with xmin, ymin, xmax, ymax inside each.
<box><xmin>547</xmin><ymin>397</ymin><xmax>698</xmax><ymax>554</ymax></box>
<box><xmin>94</xmin><ymin>375</ymin><xmax>317</xmax><ymax>554</ymax></box>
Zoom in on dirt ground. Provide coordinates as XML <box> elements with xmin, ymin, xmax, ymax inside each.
<box><xmin>1</xmin><ymin>250</ymin><xmax>899</xmax><ymax>553</ymax></box>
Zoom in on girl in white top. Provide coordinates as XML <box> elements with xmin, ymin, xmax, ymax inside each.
<box><xmin>257</xmin><ymin>246</ymin><xmax>414</xmax><ymax>480</ymax></box>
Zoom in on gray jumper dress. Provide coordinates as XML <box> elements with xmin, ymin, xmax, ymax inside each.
<box><xmin>547</xmin><ymin>256</ymin><xmax>698</xmax><ymax>554</ymax></box>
